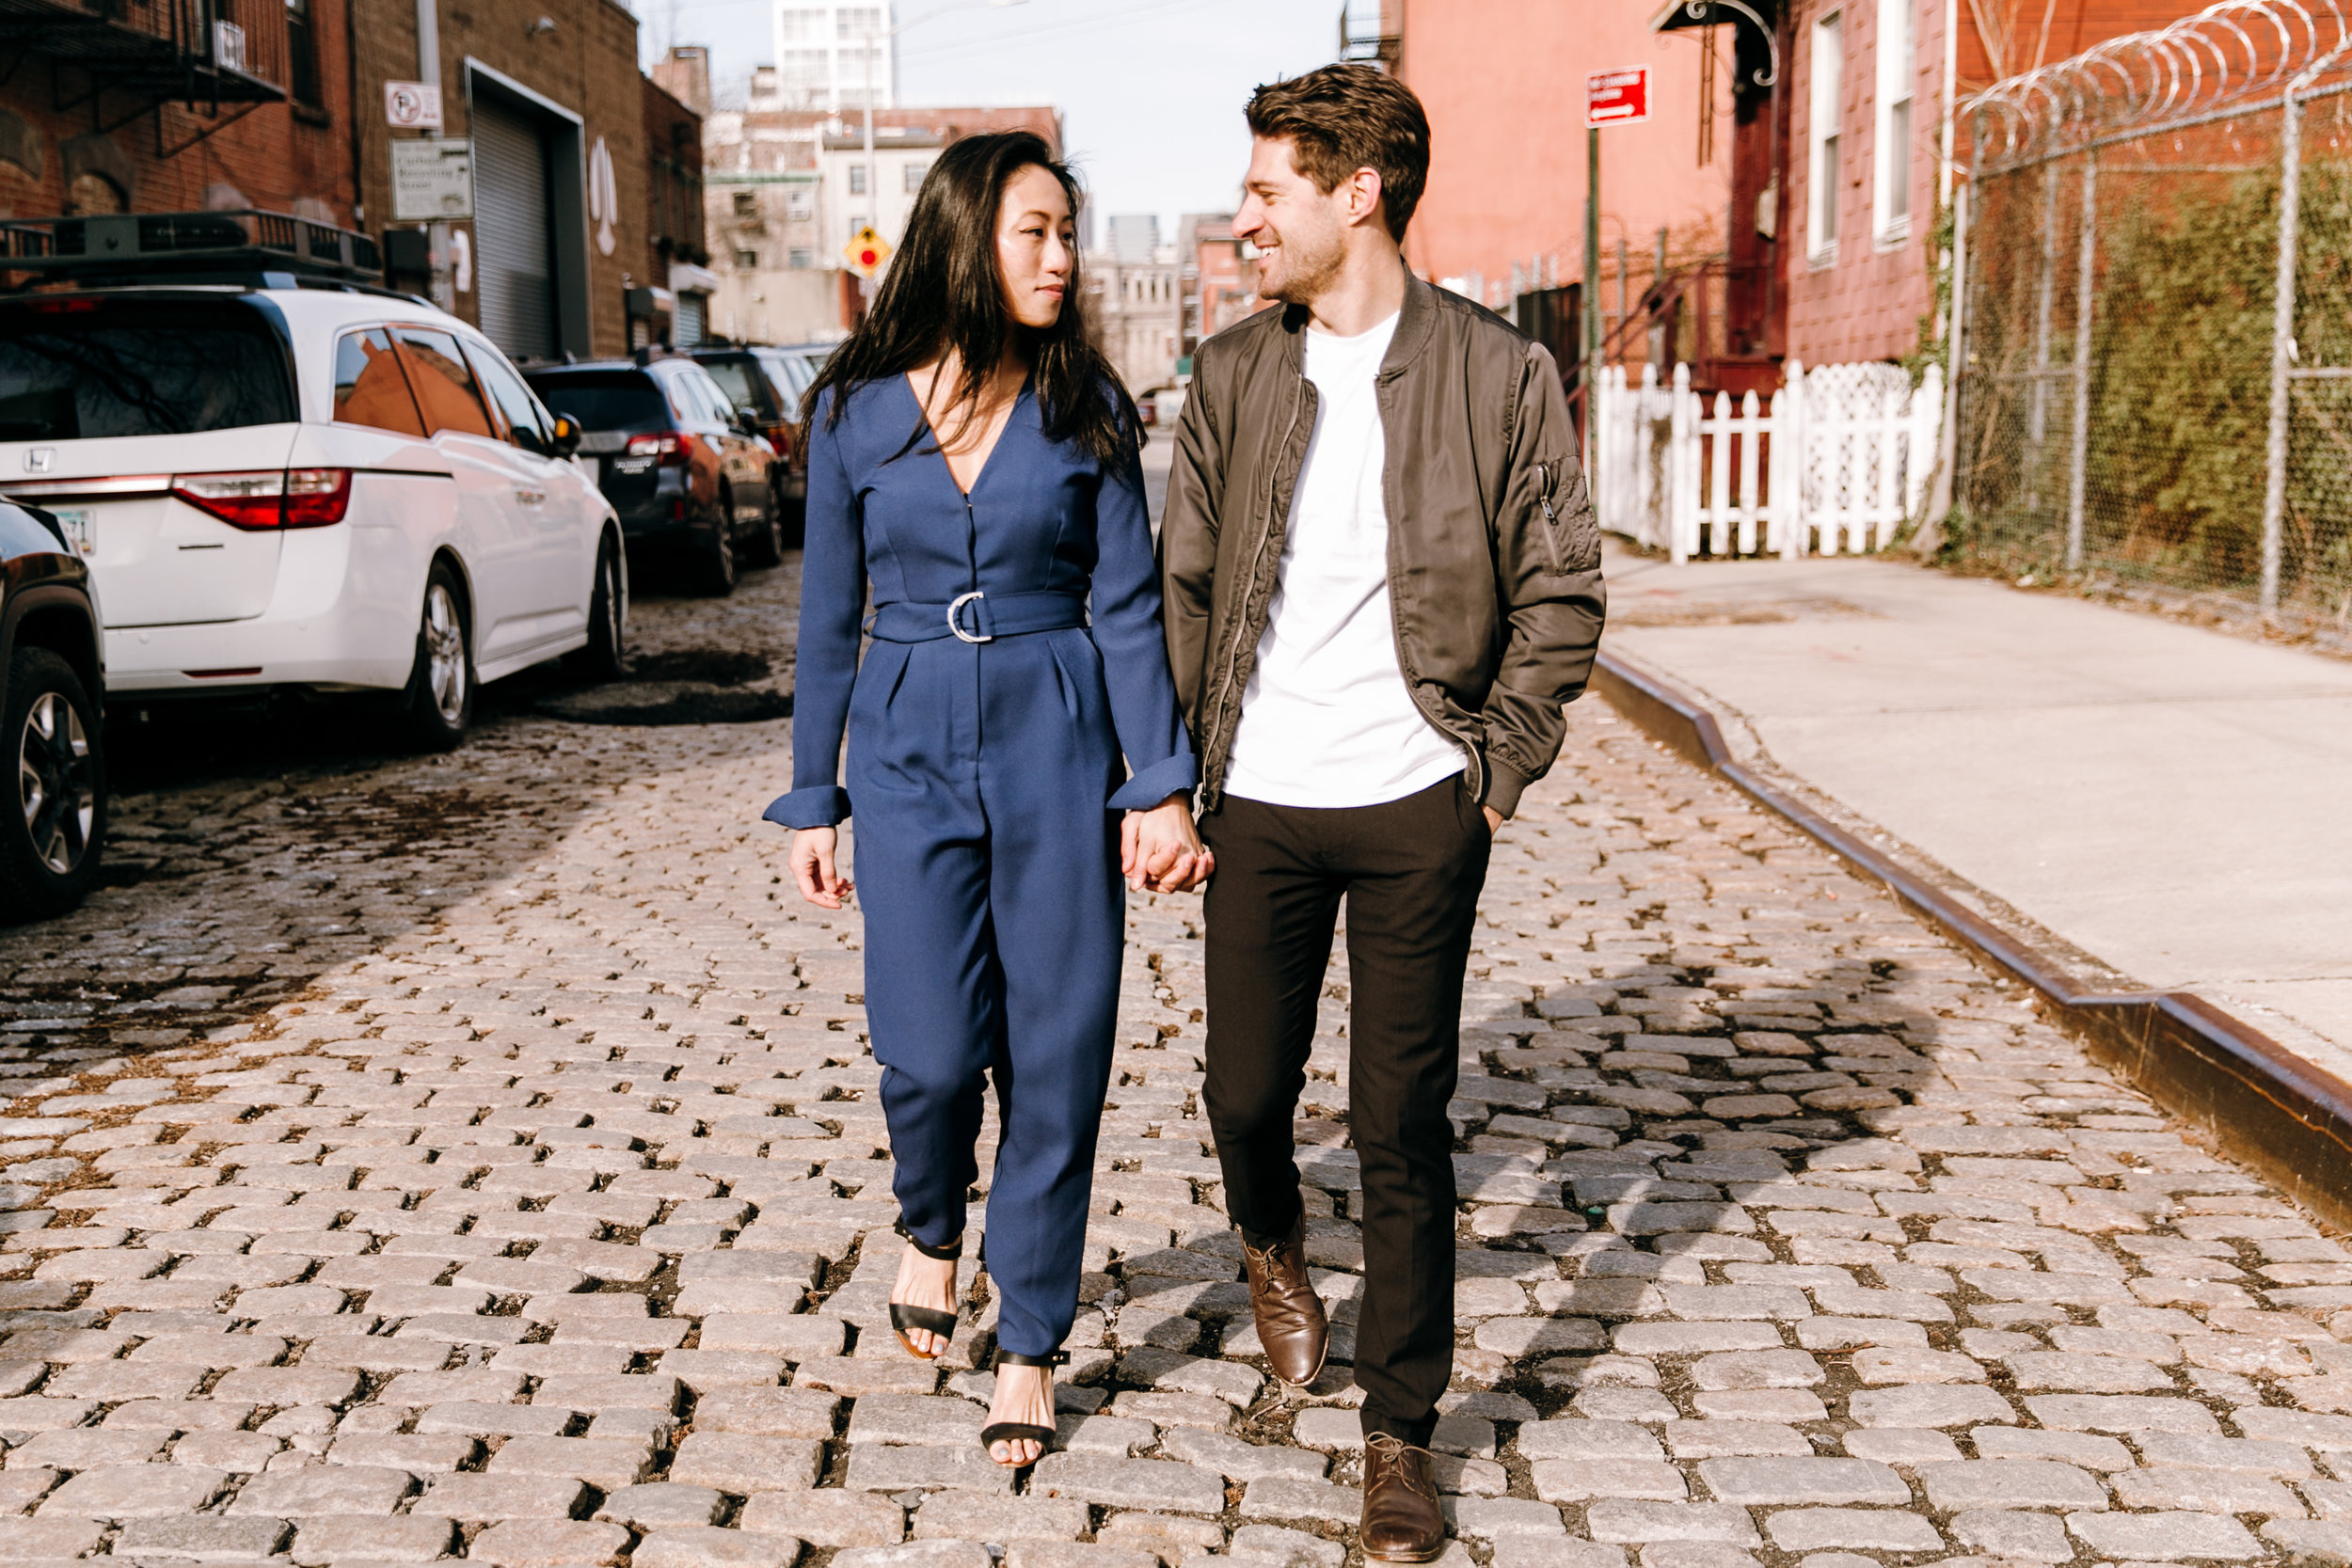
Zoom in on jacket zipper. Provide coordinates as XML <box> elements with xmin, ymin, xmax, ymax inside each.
<box><xmin>1375</xmin><ymin>370</ymin><xmax>1487</xmax><ymax>808</ymax></box>
<box><xmin>1201</xmin><ymin>373</ymin><xmax>1310</xmax><ymax>804</ymax></box>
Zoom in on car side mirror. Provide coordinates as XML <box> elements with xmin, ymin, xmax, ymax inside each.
<box><xmin>548</xmin><ymin>413</ymin><xmax>582</xmax><ymax>457</ymax></box>
<box><xmin>734</xmin><ymin>410</ymin><xmax>759</xmax><ymax>437</ymax></box>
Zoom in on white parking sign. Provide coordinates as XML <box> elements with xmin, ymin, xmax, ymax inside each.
<box><xmin>390</xmin><ymin>137</ymin><xmax>473</xmax><ymax>221</ymax></box>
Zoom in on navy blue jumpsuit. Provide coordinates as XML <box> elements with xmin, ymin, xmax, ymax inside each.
<box><xmin>765</xmin><ymin>374</ymin><xmax>1195</xmax><ymax>1358</ymax></box>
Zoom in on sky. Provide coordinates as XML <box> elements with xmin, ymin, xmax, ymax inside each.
<box><xmin>640</xmin><ymin>0</ymin><xmax>1343</xmax><ymax>240</ymax></box>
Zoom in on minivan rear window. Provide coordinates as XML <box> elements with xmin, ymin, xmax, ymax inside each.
<box><xmin>523</xmin><ymin>371</ymin><xmax>668</xmax><ymax>433</ymax></box>
<box><xmin>0</xmin><ymin>299</ymin><xmax>295</xmax><ymax>440</ymax></box>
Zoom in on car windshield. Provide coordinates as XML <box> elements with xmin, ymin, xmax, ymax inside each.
<box><xmin>0</xmin><ymin>298</ymin><xmax>295</xmax><ymax>440</ymax></box>
<box><xmin>696</xmin><ymin>356</ymin><xmax>766</xmax><ymax>415</ymax></box>
<box><xmin>522</xmin><ymin>371</ymin><xmax>669</xmax><ymax>433</ymax></box>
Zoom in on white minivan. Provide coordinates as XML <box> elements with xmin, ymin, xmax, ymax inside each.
<box><xmin>0</xmin><ymin>283</ymin><xmax>625</xmax><ymax>749</ymax></box>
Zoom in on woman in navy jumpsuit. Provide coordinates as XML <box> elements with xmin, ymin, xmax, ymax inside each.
<box><xmin>765</xmin><ymin>134</ymin><xmax>1202</xmax><ymax>1465</ymax></box>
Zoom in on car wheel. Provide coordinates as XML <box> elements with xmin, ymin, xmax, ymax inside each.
<box><xmin>700</xmin><ymin>486</ymin><xmax>739</xmax><ymax>596</ymax></box>
<box><xmin>567</xmin><ymin>531</ymin><xmax>628</xmax><ymax>683</ymax></box>
<box><xmin>398</xmin><ymin>562</ymin><xmax>475</xmax><ymax>752</ymax></box>
<box><xmin>745</xmin><ymin>479</ymin><xmax>787</xmax><ymax>568</ymax></box>
<box><xmin>1</xmin><ymin>647</ymin><xmax>106</xmax><ymax>922</ymax></box>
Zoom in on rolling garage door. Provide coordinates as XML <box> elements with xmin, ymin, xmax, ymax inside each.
<box><xmin>470</xmin><ymin>93</ymin><xmax>556</xmax><ymax>360</ymax></box>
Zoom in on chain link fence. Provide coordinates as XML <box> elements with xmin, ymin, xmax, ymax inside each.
<box><xmin>1953</xmin><ymin>1</ymin><xmax>2352</xmax><ymax>634</ymax></box>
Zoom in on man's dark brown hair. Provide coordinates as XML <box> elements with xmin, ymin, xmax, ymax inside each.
<box><xmin>1246</xmin><ymin>64</ymin><xmax>1431</xmax><ymax>242</ymax></box>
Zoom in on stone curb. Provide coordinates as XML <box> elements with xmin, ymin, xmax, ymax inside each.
<box><xmin>1590</xmin><ymin>645</ymin><xmax>2352</xmax><ymax>1231</ymax></box>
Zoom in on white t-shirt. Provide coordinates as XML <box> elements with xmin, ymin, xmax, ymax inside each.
<box><xmin>1223</xmin><ymin>312</ymin><xmax>1466</xmax><ymax>810</ymax></box>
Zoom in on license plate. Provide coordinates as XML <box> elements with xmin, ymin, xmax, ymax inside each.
<box><xmin>49</xmin><ymin>507</ymin><xmax>94</xmax><ymax>558</ymax></box>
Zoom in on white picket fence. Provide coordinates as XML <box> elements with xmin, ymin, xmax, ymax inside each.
<box><xmin>1593</xmin><ymin>359</ymin><xmax>1943</xmax><ymax>562</ymax></box>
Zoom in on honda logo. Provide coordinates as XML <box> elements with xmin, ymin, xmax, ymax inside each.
<box><xmin>24</xmin><ymin>449</ymin><xmax>53</xmax><ymax>473</ymax></box>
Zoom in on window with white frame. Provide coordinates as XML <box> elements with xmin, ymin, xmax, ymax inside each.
<box><xmin>1808</xmin><ymin>10</ymin><xmax>1844</xmax><ymax>260</ymax></box>
<box><xmin>776</xmin><ymin>6</ymin><xmax>820</xmax><ymax>42</ymax></box>
<box><xmin>849</xmin><ymin>164</ymin><xmax>867</xmax><ymax>196</ymax></box>
<box><xmin>777</xmin><ymin>48</ymin><xmax>829</xmax><ymax>84</ymax></box>
<box><xmin>1873</xmin><ymin>0</ymin><xmax>1915</xmax><ymax>241</ymax></box>
<box><xmin>902</xmin><ymin>161</ymin><xmax>929</xmax><ymax>194</ymax></box>
<box><xmin>786</xmin><ymin>188</ymin><xmax>814</xmax><ymax>221</ymax></box>
<box><xmin>788</xmin><ymin>247</ymin><xmax>815</xmax><ymax>269</ymax></box>
<box><xmin>836</xmin><ymin>6</ymin><xmax>882</xmax><ymax>40</ymax></box>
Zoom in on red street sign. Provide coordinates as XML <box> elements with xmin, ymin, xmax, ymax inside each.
<box><xmin>1587</xmin><ymin>67</ymin><xmax>1650</xmax><ymax>126</ymax></box>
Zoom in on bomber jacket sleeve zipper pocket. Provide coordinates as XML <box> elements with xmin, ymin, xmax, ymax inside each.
<box><xmin>1533</xmin><ymin>462</ymin><xmax>1568</xmax><ymax>577</ymax></box>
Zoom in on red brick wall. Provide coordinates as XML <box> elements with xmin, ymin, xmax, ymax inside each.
<box><xmin>0</xmin><ymin>0</ymin><xmax>358</xmax><ymax>225</ymax></box>
<box><xmin>352</xmin><ymin>0</ymin><xmax>650</xmax><ymax>355</ymax></box>
<box><xmin>1785</xmin><ymin>0</ymin><xmax>2190</xmax><ymax>367</ymax></box>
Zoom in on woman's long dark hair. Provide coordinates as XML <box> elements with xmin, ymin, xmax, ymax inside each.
<box><xmin>804</xmin><ymin>130</ymin><xmax>1133</xmax><ymax>465</ymax></box>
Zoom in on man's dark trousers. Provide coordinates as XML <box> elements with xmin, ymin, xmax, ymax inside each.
<box><xmin>1200</xmin><ymin>775</ymin><xmax>1491</xmax><ymax>1445</ymax></box>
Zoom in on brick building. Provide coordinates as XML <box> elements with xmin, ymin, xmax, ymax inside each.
<box><xmin>349</xmin><ymin>0</ymin><xmax>688</xmax><ymax>360</ymax></box>
<box><xmin>1774</xmin><ymin>0</ymin><xmax>2184</xmax><ymax>366</ymax></box>
<box><xmin>1361</xmin><ymin>0</ymin><xmax>2171</xmax><ymax>388</ymax></box>
<box><xmin>1179</xmin><ymin>212</ymin><xmax>1271</xmax><ymax>361</ymax></box>
<box><xmin>643</xmin><ymin>55</ymin><xmax>713</xmax><ymax>348</ymax></box>
<box><xmin>703</xmin><ymin>90</ymin><xmax>1058</xmax><ymax>344</ymax></box>
<box><xmin>0</xmin><ymin>0</ymin><xmax>358</xmax><ymax>226</ymax></box>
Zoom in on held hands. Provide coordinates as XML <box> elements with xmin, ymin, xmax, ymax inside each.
<box><xmin>790</xmin><ymin>826</ymin><xmax>854</xmax><ymax>909</ymax></box>
<box><xmin>1122</xmin><ymin>795</ymin><xmax>1215</xmax><ymax>894</ymax></box>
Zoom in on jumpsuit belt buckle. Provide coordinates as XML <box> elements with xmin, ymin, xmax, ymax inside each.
<box><xmin>948</xmin><ymin>590</ymin><xmax>992</xmax><ymax>644</ymax></box>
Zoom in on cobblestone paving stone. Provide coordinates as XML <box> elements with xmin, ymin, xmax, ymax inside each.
<box><xmin>5</xmin><ymin>558</ymin><xmax>2352</xmax><ymax>1568</ymax></box>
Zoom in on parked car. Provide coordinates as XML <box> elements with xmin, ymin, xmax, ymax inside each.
<box><xmin>524</xmin><ymin>356</ymin><xmax>780</xmax><ymax>595</ymax></box>
<box><xmin>690</xmin><ymin>345</ymin><xmax>813</xmax><ymax>528</ymax></box>
<box><xmin>0</xmin><ymin>267</ymin><xmax>628</xmax><ymax>752</ymax></box>
<box><xmin>1</xmin><ymin>496</ymin><xmax>105</xmax><ymax>918</ymax></box>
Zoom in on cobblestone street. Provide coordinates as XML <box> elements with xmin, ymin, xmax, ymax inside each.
<box><xmin>4</xmin><ymin>548</ymin><xmax>2352</xmax><ymax>1568</ymax></box>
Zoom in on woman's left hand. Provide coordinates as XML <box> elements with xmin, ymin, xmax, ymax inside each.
<box><xmin>1122</xmin><ymin>795</ymin><xmax>1214</xmax><ymax>894</ymax></box>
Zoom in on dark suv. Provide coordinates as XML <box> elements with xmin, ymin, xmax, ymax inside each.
<box><xmin>524</xmin><ymin>356</ymin><xmax>780</xmax><ymax>595</ymax></box>
<box><xmin>2</xmin><ymin>498</ymin><xmax>105</xmax><ymax>919</ymax></box>
<box><xmin>690</xmin><ymin>344</ymin><xmax>819</xmax><ymax>533</ymax></box>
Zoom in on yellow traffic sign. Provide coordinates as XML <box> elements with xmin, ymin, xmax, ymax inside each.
<box><xmin>844</xmin><ymin>225</ymin><xmax>891</xmax><ymax>278</ymax></box>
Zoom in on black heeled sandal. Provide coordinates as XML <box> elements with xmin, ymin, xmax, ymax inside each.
<box><xmin>980</xmin><ymin>1349</ymin><xmax>1067</xmax><ymax>1466</ymax></box>
<box><xmin>888</xmin><ymin>1230</ymin><xmax>962</xmax><ymax>1361</ymax></box>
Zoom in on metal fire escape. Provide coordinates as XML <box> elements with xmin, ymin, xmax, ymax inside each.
<box><xmin>0</xmin><ymin>0</ymin><xmax>290</xmax><ymax>156</ymax></box>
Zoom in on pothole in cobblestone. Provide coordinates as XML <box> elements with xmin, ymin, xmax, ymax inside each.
<box><xmin>535</xmin><ymin>681</ymin><xmax>793</xmax><ymax>726</ymax></box>
<box><xmin>626</xmin><ymin>648</ymin><xmax>771</xmax><ymax>686</ymax></box>
<box><xmin>534</xmin><ymin>647</ymin><xmax>789</xmax><ymax>725</ymax></box>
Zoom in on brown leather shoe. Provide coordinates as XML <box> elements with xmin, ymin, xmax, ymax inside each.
<box><xmin>1360</xmin><ymin>1433</ymin><xmax>1446</xmax><ymax>1562</ymax></box>
<box><xmin>1240</xmin><ymin>1215</ymin><xmax>1327</xmax><ymax>1386</ymax></box>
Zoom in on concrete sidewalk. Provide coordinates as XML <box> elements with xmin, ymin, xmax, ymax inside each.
<box><xmin>1595</xmin><ymin>539</ymin><xmax>2352</xmax><ymax>1074</ymax></box>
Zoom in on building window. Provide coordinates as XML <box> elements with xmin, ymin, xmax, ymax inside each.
<box><xmin>849</xmin><ymin>164</ymin><xmax>867</xmax><ymax>196</ymax></box>
<box><xmin>285</xmin><ymin>0</ymin><xmax>321</xmax><ymax>104</ymax></box>
<box><xmin>837</xmin><ymin>6</ymin><xmax>882</xmax><ymax>39</ymax></box>
<box><xmin>736</xmin><ymin>249</ymin><xmax>758</xmax><ymax>269</ymax></box>
<box><xmin>788</xmin><ymin>246</ymin><xmax>815</xmax><ymax>269</ymax></box>
<box><xmin>1874</xmin><ymin>0</ymin><xmax>1915</xmax><ymax>241</ymax></box>
<box><xmin>778</xmin><ymin>47</ymin><xmax>830</xmax><ymax>84</ymax></box>
<box><xmin>1808</xmin><ymin>10</ymin><xmax>1844</xmax><ymax>260</ymax></box>
<box><xmin>776</xmin><ymin>6</ymin><xmax>819</xmax><ymax>42</ymax></box>
<box><xmin>902</xmin><ymin>161</ymin><xmax>929</xmax><ymax>195</ymax></box>
<box><xmin>732</xmin><ymin>190</ymin><xmax>757</xmax><ymax>217</ymax></box>
<box><xmin>786</xmin><ymin>189</ymin><xmax>814</xmax><ymax>220</ymax></box>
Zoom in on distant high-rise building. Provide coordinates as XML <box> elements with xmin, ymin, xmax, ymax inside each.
<box><xmin>1106</xmin><ymin>214</ymin><xmax>1160</xmax><ymax>263</ymax></box>
<box><xmin>772</xmin><ymin>1</ymin><xmax>897</xmax><ymax>112</ymax></box>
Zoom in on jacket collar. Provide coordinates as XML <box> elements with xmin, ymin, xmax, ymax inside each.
<box><xmin>1275</xmin><ymin>255</ymin><xmax>1438</xmax><ymax>380</ymax></box>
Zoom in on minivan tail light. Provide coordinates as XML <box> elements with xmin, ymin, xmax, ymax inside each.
<box><xmin>171</xmin><ymin>468</ymin><xmax>353</xmax><ymax>530</ymax></box>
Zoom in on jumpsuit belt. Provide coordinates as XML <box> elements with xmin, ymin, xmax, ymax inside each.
<box><xmin>867</xmin><ymin>589</ymin><xmax>1090</xmax><ymax>645</ymax></box>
